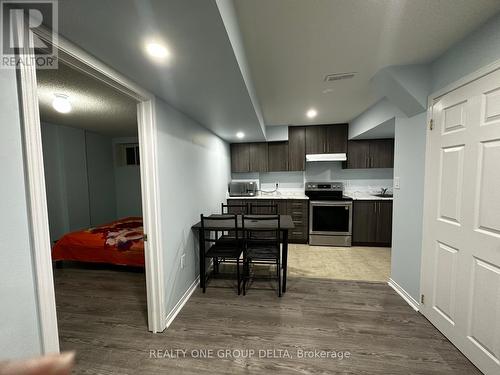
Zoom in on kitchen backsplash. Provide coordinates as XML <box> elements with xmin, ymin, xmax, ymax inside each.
<box><xmin>232</xmin><ymin>161</ymin><xmax>393</xmax><ymax>192</ymax></box>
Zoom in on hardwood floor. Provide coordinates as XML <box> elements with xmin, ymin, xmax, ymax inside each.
<box><xmin>54</xmin><ymin>267</ymin><xmax>481</xmax><ymax>375</ymax></box>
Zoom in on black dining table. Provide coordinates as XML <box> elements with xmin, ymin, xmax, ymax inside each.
<box><xmin>191</xmin><ymin>215</ymin><xmax>295</xmax><ymax>294</ymax></box>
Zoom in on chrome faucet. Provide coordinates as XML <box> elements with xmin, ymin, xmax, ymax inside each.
<box><xmin>380</xmin><ymin>188</ymin><xmax>388</xmax><ymax>196</ymax></box>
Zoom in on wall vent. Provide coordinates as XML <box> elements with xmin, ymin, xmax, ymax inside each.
<box><xmin>324</xmin><ymin>72</ymin><xmax>357</xmax><ymax>82</ymax></box>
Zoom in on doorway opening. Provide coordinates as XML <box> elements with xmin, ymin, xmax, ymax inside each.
<box><xmin>16</xmin><ymin>29</ymin><xmax>165</xmax><ymax>354</ymax></box>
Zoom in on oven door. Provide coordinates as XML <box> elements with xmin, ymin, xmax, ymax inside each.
<box><xmin>309</xmin><ymin>200</ymin><xmax>352</xmax><ymax>236</ymax></box>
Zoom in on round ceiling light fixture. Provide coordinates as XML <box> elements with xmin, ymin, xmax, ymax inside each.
<box><xmin>306</xmin><ymin>108</ymin><xmax>317</xmax><ymax>119</ymax></box>
<box><xmin>145</xmin><ymin>41</ymin><xmax>170</xmax><ymax>61</ymax></box>
<box><xmin>52</xmin><ymin>93</ymin><xmax>72</xmax><ymax>114</ymax></box>
<box><xmin>236</xmin><ymin>131</ymin><xmax>245</xmax><ymax>139</ymax></box>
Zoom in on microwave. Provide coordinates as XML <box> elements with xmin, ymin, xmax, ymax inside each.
<box><xmin>228</xmin><ymin>181</ymin><xmax>257</xmax><ymax>197</ymax></box>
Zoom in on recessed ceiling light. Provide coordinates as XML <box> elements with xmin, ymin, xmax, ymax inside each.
<box><xmin>236</xmin><ymin>132</ymin><xmax>245</xmax><ymax>139</ymax></box>
<box><xmin>322</xmin><ymin>88</ymin><xmax>334</xmax><ymax>94</ymax></box>
<box><xmin>52</xmin><ymin>93</ymin><xmax>71</xmax><ymax>113</ymax></box>
<box><xmin>145</xmin><ymin>42</ymin><xmax>170</xmax><ymax>61</ymax></box>
<box><xmin>306</xmin><ymin>108</ymin><xmax>317</xmax><ymax>119</ymax></box>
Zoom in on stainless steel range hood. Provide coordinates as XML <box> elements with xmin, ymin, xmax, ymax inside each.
<box><xmin>306</xmin><ymin>153</ymin><xmax>347</xmax><ymax>162</ymax></box>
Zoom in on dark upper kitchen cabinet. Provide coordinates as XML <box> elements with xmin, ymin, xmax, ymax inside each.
<box><xmin>325</xmin><ymin>124</ymin><xmax>348</xmax><ymax>153</ymax></box>
<box><xmin>352</xmin><ymin>200</ymin><xmax>393</xmax><ymax>245</ymax></box>
<box><xmin>345</xmin><ymin>140</ymin><xmax>370</xmax><ymax>169</ymax></box>
<box><xmin>230</xmin><ymin>143</ymin><xmax>250</xmax><ymax>173</ymax></box>
<box><xmin>249</xmin><ymin>142</ymin><xmax>268</xmax><ymax>172</ymax></box>
<box><xmin>288</xmin><ymin>126</ymin><xmax>306</xmax><ymax>171</ymax></box>
<box><xmin>268</xmin><ymin>141</ymin><xmax>289</xmax><ymax>172</ymax></box>
<box><xmin>370</xmin><ymin>139</ymin><xmax>394</xmax><ymax>168</ymax></box>
<box><xmin>305</xmin><ymin>126</ymin><xmax>327</xmax><ymax>155</ymax></box>
<box><xmin>306</xmin><ymin>124</ymin><xmax>349</xmax><ymax>154</ymax></box>
<box><xmin>344</xmin><ymin>138</ymin><xmax>394</xmax><ymax>169</ymax></box>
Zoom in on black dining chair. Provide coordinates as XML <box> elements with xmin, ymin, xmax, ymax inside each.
<box><xmin>220</xmin><ymin>202</ymin><xmax>249</xmax><ymax>241</ymax></box>
<box><xmin>242</xmin><ymin>214</ymin><xmax>282</xmax><ymax>297</ymax></box>
<box><xmin>221</xmin><ymin>202</ymin><xmax>249</xmax><ymax>215</ymax></box>
<box><xmin>200</xmin><ymin>214</ymin><xmax>244</xmax><ymax>295</ymax></box>
<box><xmin>249</xmin><ymin>202</ymin><xmax>278</xmax><ymax>215</ymax></box>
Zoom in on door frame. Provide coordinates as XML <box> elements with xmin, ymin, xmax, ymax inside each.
<box><xmin>15</xmin><ymin>25</ymin><xmax>166</xmax><ymax>354</ymax></box>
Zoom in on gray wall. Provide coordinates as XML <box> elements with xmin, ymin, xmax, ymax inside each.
<box><xmin>0</xmin><ymin>69</ymin><xmax>42</xmax><ymax>359</ymax></box>
<box><xmin>41</xmin><ymin>123</ymin><xmax>117</xmax><ymax>242</ymax></box>
<box><xmin>431</xmin><ymin>12</ymin><xmax>500</xmax><ymax>92</ymax></box>
<box><xmin>391</xmin><ymin>113</ymin><xmax>427</xmax><ymax>299</ymax></box>
<box><xmin>349</xmin><ymin>98</ymin><xmax>403</xmax><ymax>139</ymax></box>
<box><xmin>86</xmin><ymin>132</ymin><xmax>117</xmax><ymax>225</ymax></box>
<box><xmin>155</xmin><ymin>97</ymin><xmax>231</xmax><ymax>317</ymax></box>
<box><xmin>113</xmin><ymin>137</ymin><xmax>142</xmax><ymax>218</ymax></box>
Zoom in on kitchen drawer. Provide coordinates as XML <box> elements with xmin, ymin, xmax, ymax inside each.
<box><xmin>289</xmin><ymin>228</ymin><xmax>308</xmax><ymax>243</ymax></box>
<box><xmin>288</xmin><ymin>200</ymin><xmax>308</xmax><ymax>208</ymax></box>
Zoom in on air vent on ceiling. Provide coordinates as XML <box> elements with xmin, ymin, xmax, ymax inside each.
<box><xmin>324</xmin><ymin>72</ymin><xmax>357</xmax><ymax>82</ymax></box>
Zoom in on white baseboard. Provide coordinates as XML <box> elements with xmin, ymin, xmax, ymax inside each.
<box><xmin>388</xmin><ymin>278</ymin><xmax>420</xmax><ymax>312</ymax></box>
<box><xmin>164</xmin><ymin>276</ymin><xmax>200</xmax><ymax>328</ymax></box>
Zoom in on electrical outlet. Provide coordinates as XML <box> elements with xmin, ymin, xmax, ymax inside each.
<box><xmin>394</xmin><ymin>177</ymin><xmax>400</xmax><ymax>189</ymax></box>
<box><xmin>181</xmin><ymin>253</ymin><xmax>186</xmax><ymax>269</ymax></box>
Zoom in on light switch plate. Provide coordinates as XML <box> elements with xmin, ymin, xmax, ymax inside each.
<box><xmin>394</xmin><ymin>177</ymin><xmax>400</xmax><ymax>189</ymax></box>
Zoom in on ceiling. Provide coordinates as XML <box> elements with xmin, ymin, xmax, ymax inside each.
<box><xmin>233</xmin><ymin>0</ymin><xmax>500</xmax><ymax>126</ymax></box>
<box><xmin>37</xmin><ymin>61</ymin><xmax>138</xmax><ymax>136</ymax></box>
<box><xmin>55</xmin><ymin>0</ymin><xmax>265</xmax><ymax>142</ymax></box>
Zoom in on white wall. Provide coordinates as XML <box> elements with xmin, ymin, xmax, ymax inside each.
<box><xmin>391</xmin><ymin>113</ymin><xmax>427</xmax><ymax>300</ymax></box>
<box><xmin>112</xmin><ymin>137</ymin><xmax>142</xmax><ymax>218</ymax></box>
<box><xmin>0</xmin><ymin>69</ymin><xmax>42</xmax><ymax>359</ymax></box>
<box><xmin>155</xmin><ymin>98</ymin><xmax>231</xmax><ymax>317</ymax></box>
<box><xmin>233</xmin><ymin>164</ymin><xmax>393</xmax><ymax>192</ymax></box>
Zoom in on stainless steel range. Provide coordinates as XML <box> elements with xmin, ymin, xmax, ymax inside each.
<box><xmin>305</xmin><ymin>182</ymin><xmax>353</xmax><ymax>247</ymax></box>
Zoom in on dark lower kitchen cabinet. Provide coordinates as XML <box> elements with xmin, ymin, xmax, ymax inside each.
<box><xmin>288</xmin><ymin>126</ymin><xmax>306</xmax><ymax>171</ymax></box>
<box><xmin>230</xmin><ymin>143</ymin><xmax>250</xmax><ymax>172</ymax></box>
<box><xmin>352</xmin><ymin>200</ymin><xmax>392</xmax><ymax>246</ymax></box>
<box><xmin>344</xmin><ymin>138</ymin><xmax>394</xmax><ymax>169</ymax></box>
<box><xmin>287</xmin><ymin>200</ymin><xmax>308</xmax><ymax>243</ymax></box>
<box><xmin>268</xmin><ymin>141</ymin><xmax>289</xmax><ymax>172</ymax></box>
<box><xmin>249</xmin><ymin>142</ymin><xmax>268</xmax><ymax>172</ymax></box>
<box><xmin>248</xmin><ymin>199</ymin><xmax>275</xmax><ymax>214</ymax></box>
<box><xmin>227</xmin><ymin>198</ymin><xmax>308</xmax><ymax>243</ymax></box>
<box><xmin>376</xmin><ymin>201</ymin><xmax>393</xmax><ymax>244</ymax></box>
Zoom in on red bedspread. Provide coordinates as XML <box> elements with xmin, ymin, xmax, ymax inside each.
<box><xmin>52</xmin><ymin>217</ymin><xmax>145</xmax><ymax>267</ymax></box>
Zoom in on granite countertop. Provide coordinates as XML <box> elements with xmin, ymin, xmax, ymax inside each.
<box><xmin>227</xmin><ymin>191</ymin><xmax>309</xmax><ymax>200</ymax></box>
<box><xmin>344</xmin><ymin>191</ymin><xmax>394</xmax><ymax>201</ymax></box>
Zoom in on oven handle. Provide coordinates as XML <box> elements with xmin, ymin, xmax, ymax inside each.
<box><xmin>310</xmin><ymin>200</ymin><xmax>353</xmax><ymax>207</ymax></box>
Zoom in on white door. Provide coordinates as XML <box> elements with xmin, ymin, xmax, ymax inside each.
<box><xmin>421</xmin><ymin>68</ymin><xmax>500</xmax><ymax>375</ymax></box>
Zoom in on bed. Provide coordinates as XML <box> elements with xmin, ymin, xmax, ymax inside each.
<box><xmin>52</xmin><ymin>217</ymin><xmax>145</xmax><ymax>267</ymax></box>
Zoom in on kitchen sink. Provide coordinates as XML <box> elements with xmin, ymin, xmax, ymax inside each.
<box><xmin>373</xmin><ymin>193</ymin><xmax>393</xmax><ymax>198</ymax></box>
